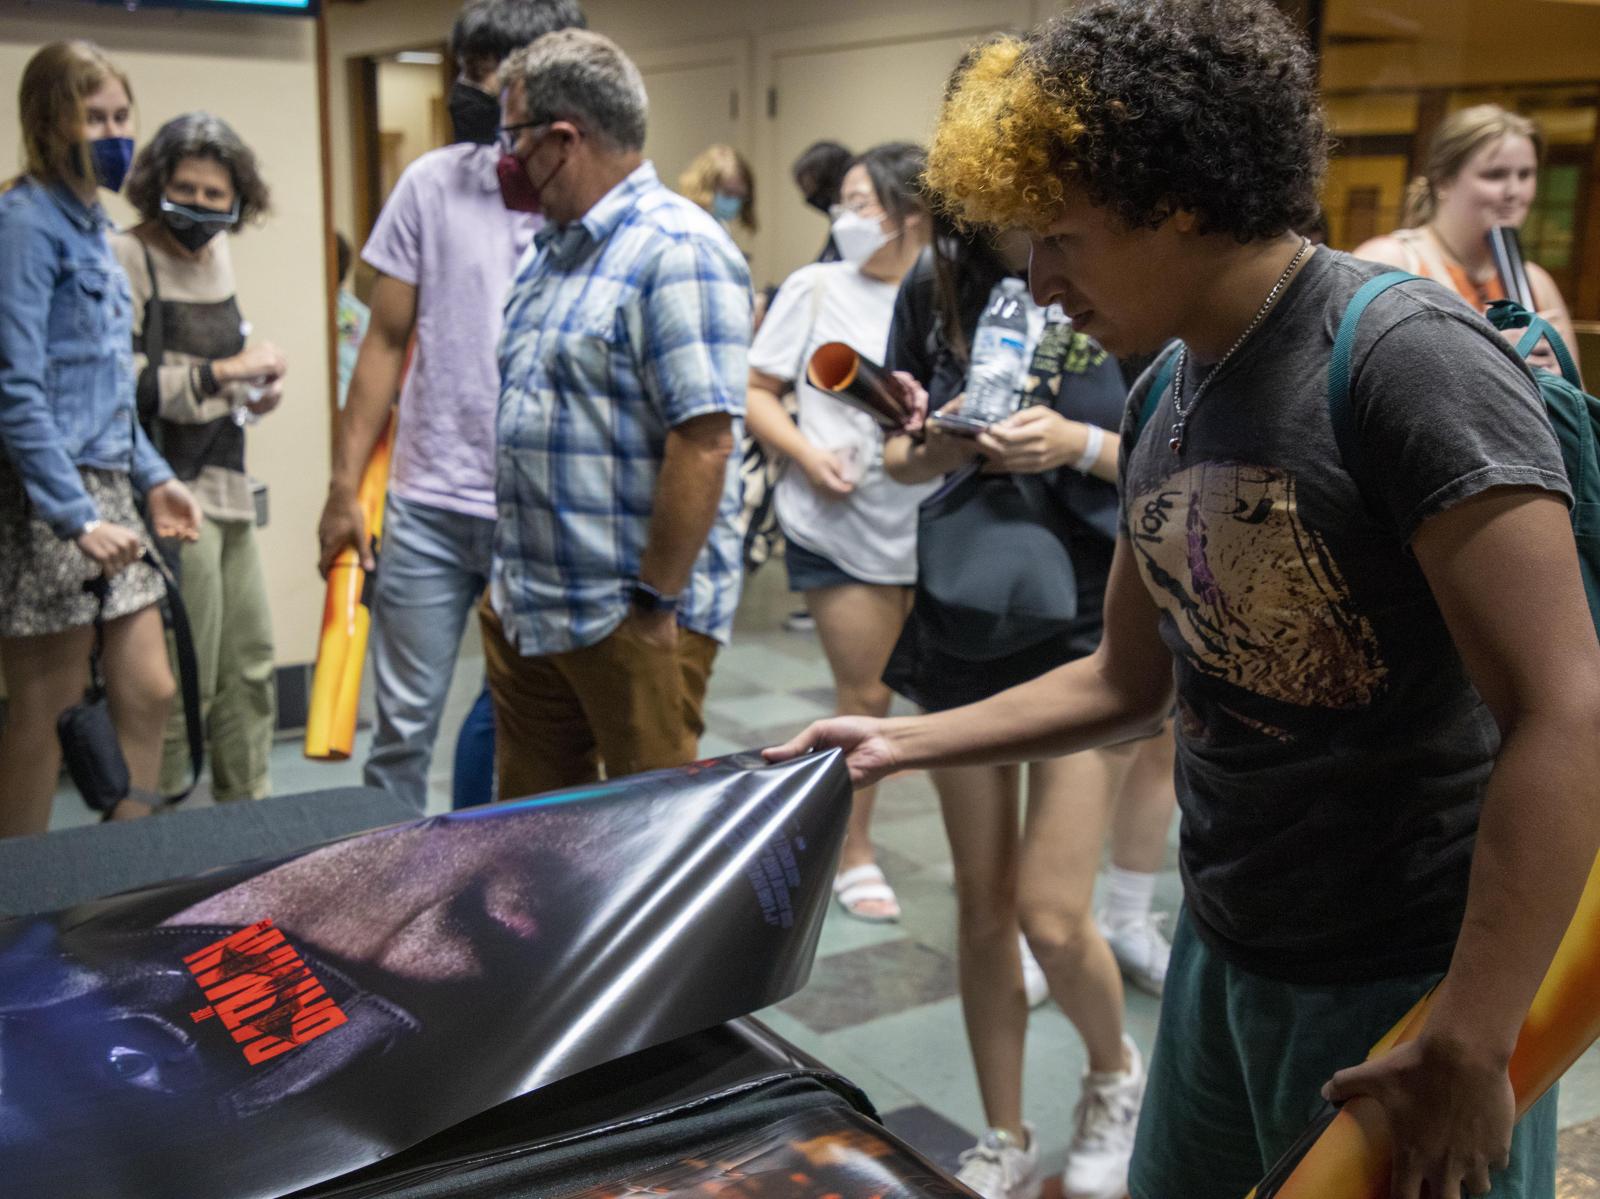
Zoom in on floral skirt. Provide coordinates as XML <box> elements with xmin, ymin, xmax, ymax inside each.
<box><xmin>0</xmin><ymin>461</ymin><xmax>164</xmax><ymax>637</ymax></box>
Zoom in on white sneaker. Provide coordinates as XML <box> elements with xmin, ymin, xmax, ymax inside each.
<box><xmin>1020</xmin><ymin>934</ymin><xmax>1050</xmax><ymax>1008</ymax></box>
<box><xmin>955</xmin><ymin>1123</ymin><xmax>1041</xmax><ymax>1199</ymax></box>
<box><xmin>1098</xmin><ymin>910</ymin><xmax>1171</xmax><ymax>996</ymax></box>
<box><xmin>1062</xmin><ymin>1036</ymin><xmax>1144</xmax><ymax>1199</ymax></box>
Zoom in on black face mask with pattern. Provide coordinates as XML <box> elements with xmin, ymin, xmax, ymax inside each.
<box><xmin>160</xmin><ymin>197</ymin><xmax>238</xmax><ymax>253</ymax></box>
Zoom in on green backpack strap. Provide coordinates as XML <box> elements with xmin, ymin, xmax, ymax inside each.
<box><xmin>1485</xmin><ymin>299</ymin><xmax>1584</xmax><ymax>388</ymax></box>
<box><xmin>1326</xmin><ymin>270</ymin><xmax>1417</xmax><ymax>480</ymax></box>
<box><xmin>1134</xmin><ymin>341</ymin><xmax>1184</xmax><ymax>444</ymax></box>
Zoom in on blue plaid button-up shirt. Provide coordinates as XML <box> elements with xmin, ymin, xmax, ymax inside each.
<box><xmin>491</xmin><ymin>162</ymin><xmax>751</xmax><ymax>655</ymax></box>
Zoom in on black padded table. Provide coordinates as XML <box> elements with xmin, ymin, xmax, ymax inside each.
<box><xmin>0</xmin><ymin>786</ymin><xmax>413</xmax><ymax>917</ymax></box>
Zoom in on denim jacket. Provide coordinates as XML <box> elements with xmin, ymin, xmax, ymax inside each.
<box><xmin>0</xmin><ymin>177</ymin><xmax>172</xmax><ymax>538</ymax></box>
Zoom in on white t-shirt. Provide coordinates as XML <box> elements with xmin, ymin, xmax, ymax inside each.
<box><xmin>748</xmin><ymin>261</ymin><xmax>938</xmax><ymax>584</ymax></box>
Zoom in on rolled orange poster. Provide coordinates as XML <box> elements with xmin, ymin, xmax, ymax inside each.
<box><xmin>1250</xmin><ymin>847</ymin><xmax>1600</xmax><ymax>1197</ymax></box>
<box><xmin>304</xmin><ymin>410</ymin><xmax>395</xmax><ymax>760</ymax></box>
<box><xmin>806</xmin><ymin>342</ymin><xmax>915</xmax><ymax>431</ymax></box>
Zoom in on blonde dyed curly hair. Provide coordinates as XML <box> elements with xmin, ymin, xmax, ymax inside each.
<box><xmin>925</xmin><ymin>37</ymin><xmax>1087</xmax><ymax>232</ymax></box>
<box><xmin>927</xmin><ymin>1</ymin><xmax>1327</xmax><ymax>243</ymax></box>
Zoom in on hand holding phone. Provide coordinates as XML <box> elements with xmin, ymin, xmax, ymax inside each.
<box><xmin>927</xmin><ymin>412</ymin><xmax>991</xmax><ymax>439</ymax></box>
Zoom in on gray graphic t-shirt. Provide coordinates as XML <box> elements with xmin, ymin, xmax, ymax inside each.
<box><xmin>1120</xmin><ymin>248</ymin><xmax>1571</xmax><ymax>983</ymax></box>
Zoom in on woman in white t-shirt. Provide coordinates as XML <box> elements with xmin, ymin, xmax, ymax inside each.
<box><xmin>746</xmin><ymin>142</ymin><xmax>936</xmax><ymax>922</ymax></box>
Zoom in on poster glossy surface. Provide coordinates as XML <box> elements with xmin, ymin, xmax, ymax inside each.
<box><xmin>0</xmin><ymin>751</ymin><xmax>850</xmax><ymax>1199</ymax></box>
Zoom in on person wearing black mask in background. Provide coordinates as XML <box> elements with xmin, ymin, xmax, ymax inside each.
<box><xmin>315</xmin><ymin>0</ymin><xmax>586</xmax><ymax>813</ymax></box>
<box><xmin>792</xmin><ymin>140</ymin><xmax>852</xmax><ymax>264</ymax></box>
<box><xmin>112</xmin><ymin>112</ymin><xmax>282</xmax><ymax>805</ymax></box>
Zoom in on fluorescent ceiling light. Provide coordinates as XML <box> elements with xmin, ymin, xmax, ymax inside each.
<box><xmin>394</xmin><ymin>51</ymin><xmax>444</xmax><ymax>65</ymax></box>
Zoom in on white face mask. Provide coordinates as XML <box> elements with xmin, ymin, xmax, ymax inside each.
<box><xmin>831</xmin><ymin>209</ymin><xmax>893</xmax><ymax>267</ymax></box>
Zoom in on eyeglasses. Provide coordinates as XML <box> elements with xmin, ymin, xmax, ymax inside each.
<box><xmin>829</xmin><ymin>198</ymin><xmax>884</xmax><ymax>221</ymax></box>
<box><xmin>496</xmin><ymin>120</ymin><xmax>547</xmax><ymax>155</ymax></box>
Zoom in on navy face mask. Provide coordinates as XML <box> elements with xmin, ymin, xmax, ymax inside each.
<box><xmin>90</xmin><ymin>137</ymin><xmax>135</xmax><ymax>193</ymax></box>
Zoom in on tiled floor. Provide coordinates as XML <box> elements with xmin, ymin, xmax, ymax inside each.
<box><xmin>42</xmin><ymin>563</ymin><xmax>1600</xmax><ymax>1190</ymax></box>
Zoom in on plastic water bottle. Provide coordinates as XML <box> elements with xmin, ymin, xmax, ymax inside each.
<box><xmin>962</xmin><ymin>278</ymin><xmax>1031</xmax><ymax>424</ymax></box>
<box><xmin>232</xmin><ymin>382</ymin><xmax>266</xmax><ymax>427</ymax></box>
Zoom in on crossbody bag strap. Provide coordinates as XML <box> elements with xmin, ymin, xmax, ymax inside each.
<box><xmin>141</xmin><ymin>547</ymin><xmax>204</xmax><ymax>802</ymax></box>
<box><xmin>84</xmin><ymin>573</ymin><xmax>111</xmax><ymax>699</ymax></box>
<box><xmin>136</xmin><ymin>239</ymin><xmax>166</xmax><ymax>452</ymax></box>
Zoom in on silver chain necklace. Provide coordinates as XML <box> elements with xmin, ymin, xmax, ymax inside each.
<box><xmin>1168</xmin><ymin>238</ymin><xmax>1312</xmax><ymax>456</ymax></box>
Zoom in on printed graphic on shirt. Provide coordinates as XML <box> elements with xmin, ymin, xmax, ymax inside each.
<box><xmin>1128</xmin><ymin>459</ymin><xmax>1386</xmax><ymax>711</ymax></box>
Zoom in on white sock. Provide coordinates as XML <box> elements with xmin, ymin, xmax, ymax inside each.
<box><xmin>1103</xmin><ymin>866</ymin><xmax>1156</xmax><ymax>928</ymax></box>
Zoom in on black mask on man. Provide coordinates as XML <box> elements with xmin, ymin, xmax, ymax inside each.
<box><xmin>448</xmin><ymin>81</ymin><xmax>500</xmax><ymax>145</ymax></box>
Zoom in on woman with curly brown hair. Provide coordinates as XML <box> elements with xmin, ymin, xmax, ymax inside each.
<box><xmin>111</xmin><ymin>111</ymin><xmax>285</xmax><ymax>803</ymax></box>
<box><xmin>772</xmin><ymin>2</ymin><xmax>1597</xmax><ymax>1196</ymax></box>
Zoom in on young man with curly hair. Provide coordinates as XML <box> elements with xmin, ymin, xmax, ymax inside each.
<box><xmin>771</xmin><ymin>2</ymin><xmax>1600</xmax><ymax>1197</ymax></box>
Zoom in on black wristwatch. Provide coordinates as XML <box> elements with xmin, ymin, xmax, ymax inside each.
<box><xmin>630</xmin><ymin>580</ymin><xmax>680</xmax><ymax>613</ymax></box>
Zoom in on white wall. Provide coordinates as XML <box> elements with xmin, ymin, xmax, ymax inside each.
<box><xmin>0</xmin><ymin>0</ymin><xmax>330</xmax><ymax>668</ymax></box>
<box><xmin>376</xmin><ymin>58</ymin><xmax>445</xmax><ymax>194</ymax></box>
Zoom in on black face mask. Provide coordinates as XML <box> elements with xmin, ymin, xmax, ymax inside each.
<box><xmin>804</xmin><ymin>187</ymin><xmax>834</xmax><ymax>215</ymax></box>
<box><xmin>448</xmin><ymin>80</ymin><xmax>500</xmax><ymax>145</ymax></box>
<box><xmin>160</xmin><ymin>197</ymin><xmax>239</xmax><ymax>253</ymax></box>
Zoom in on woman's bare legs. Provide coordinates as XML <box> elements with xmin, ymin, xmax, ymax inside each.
<box><xmin>1099</xmin><ymin>725</ymin><xmax>1178</xmax><ymax>993</ymax></box>
<box><xmin>102</xmin><ymin>603</ymin><xmax>177</xmax><ymax>817</ymax></box>
<box><xmin>1019</xmin><ymin>745</ymin><xmax>1139</xmax><ymax>1073</ymax></box>
<box><xmin>805</xmin><ymin>582</ymin><xmax>913</xmax><ymax>918</ymax></box>
<box><xmin>0</xmin><ymin>626</ymin><xmax>93</xmax><ymax>837</ymax></box>
<box><xmin>934</xmin><ymin>761</ymin><xmax>1028</xmax><ymax>1137</ymax></box>
<box><xmin>1109</xmin><ymin>724</ymin><xmax>1176</xmax><ymax>873</ymax></box>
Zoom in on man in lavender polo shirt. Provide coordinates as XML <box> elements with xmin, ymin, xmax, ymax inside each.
<box><xmin>317</xmin><ymin>0</ymin><xmax>586</xmax><ymax>810</ymax></box>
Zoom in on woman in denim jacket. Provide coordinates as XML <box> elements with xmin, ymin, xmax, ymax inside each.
<box><xmin>0</xmin><ymin>41</ymin><xmax>201</xmax><ymax>837</ymax></box>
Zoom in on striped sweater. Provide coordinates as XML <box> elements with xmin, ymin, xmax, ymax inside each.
<box><xmin>111</xmin><ymin>228</ymin><xmax>255</xmax><ymax>522</ymax></box>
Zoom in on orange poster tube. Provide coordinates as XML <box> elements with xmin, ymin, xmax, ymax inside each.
<box><xmin>304</xmin><ymin>411</ymin><xmax>395</xmax><ymax>761</ymax></box>
<box><xmin>1251</xmin><ymin>849</ymin><xmax>1600</xmax><ymax>1198</ymax></box>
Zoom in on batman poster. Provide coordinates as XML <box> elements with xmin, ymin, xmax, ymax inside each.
<box><xmin>0</xmin><ymin>751</ymin><xmax>850</xmax><ymax>1199</ymax></box>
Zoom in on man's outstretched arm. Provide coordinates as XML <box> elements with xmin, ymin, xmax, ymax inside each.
<box><xmin>767</xmin><ymin>534</ymin><xmax>1175</xmax><ymax>784</ymax></box>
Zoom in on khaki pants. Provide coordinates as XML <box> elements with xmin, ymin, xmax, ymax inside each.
<box><xmin>159</xmin><ymin>515</ymin><xmax>275</xmax><ymax>801</ymax></box>
<box><xmin>480</xmin><ymin>598</ymin><xmax>718</xmax><ymax>801</ymax></box>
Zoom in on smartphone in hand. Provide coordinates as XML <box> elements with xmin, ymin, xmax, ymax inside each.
<box><xmin>927</xmin><ymin>412</ymin><xmax>992</xmax><ymax>439</ymax></box>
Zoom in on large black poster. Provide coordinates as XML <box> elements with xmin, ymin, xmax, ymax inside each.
<box><xmin>0</xmin><ymin>751</ymin><xmax>850</xmax><ymax>1199</ymax></box>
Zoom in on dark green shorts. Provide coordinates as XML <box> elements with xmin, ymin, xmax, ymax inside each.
<box><xmin>1129</xmin><ymin>909</ymin><xmax>1557</xmax><ymax>1199</ymax></box>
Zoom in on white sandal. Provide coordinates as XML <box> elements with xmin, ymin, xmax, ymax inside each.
<box><xmin>832</xmin><ymin>863</ymin><xmax>902</xmax><ymax>923</ymax></box>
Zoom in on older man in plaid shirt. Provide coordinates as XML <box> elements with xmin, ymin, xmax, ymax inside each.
<box><xmin>482</xmin><ymin>29</ymin><xmax>752</xmax><ymax>798</ymax></box>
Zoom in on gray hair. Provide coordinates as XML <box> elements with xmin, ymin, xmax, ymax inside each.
<box><xmin>501</xmin><ymin>29</ymin><xmax>648</xmax><ymax>152</ymax></box>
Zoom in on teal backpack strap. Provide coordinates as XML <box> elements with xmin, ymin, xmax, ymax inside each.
<box><xmin>1486</xmin><ymin>300</ymin><xmax>1584</xmax><ymax>388</ymax></box>
<box><xmin>1135</xmin><ymin>341</ymin><xmax>1184</xmax><ymax>443</ymax></box>
<box><xmin>1327</xmin><ymin>270</ymin><xmax>1417</xmax><ymax>478</ymax></box>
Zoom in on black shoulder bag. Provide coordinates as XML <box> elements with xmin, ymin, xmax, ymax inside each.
<box><xmin>913</xmin><ymin>461</ymin><xmax>1080</xmax><ymax>662</ymax></box>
